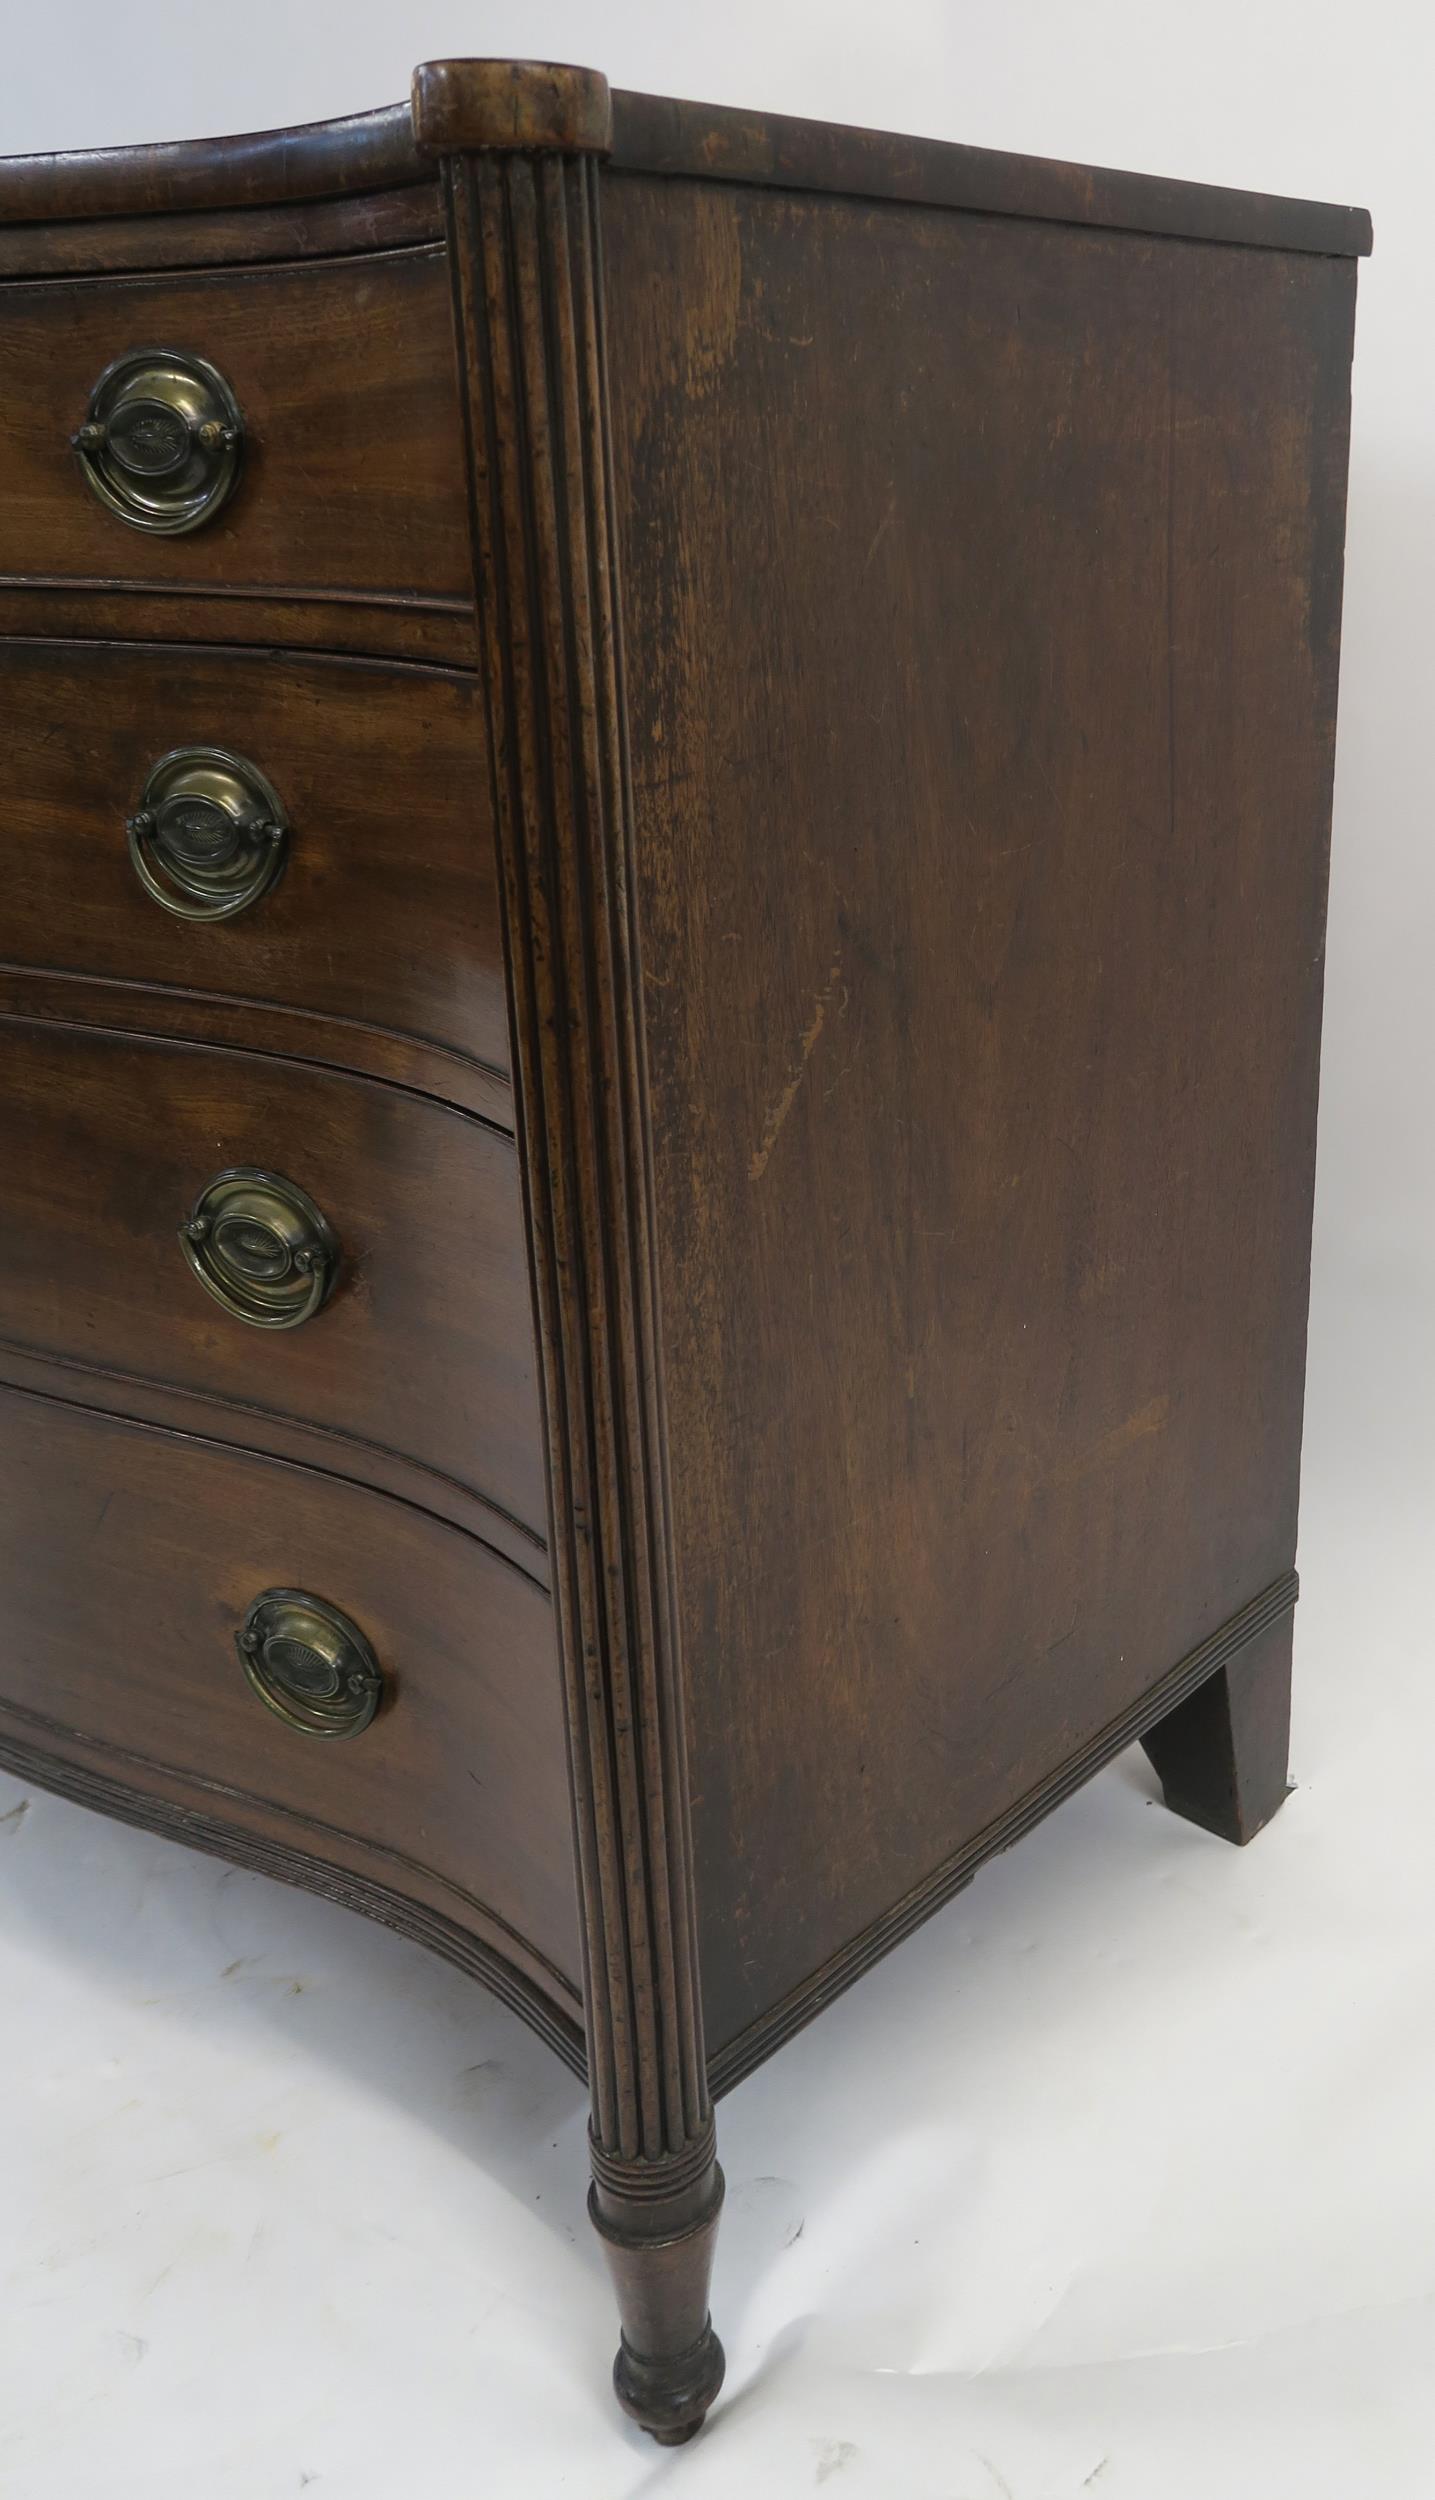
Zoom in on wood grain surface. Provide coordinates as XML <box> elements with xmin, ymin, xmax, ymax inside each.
<box><xmin>0</xmin><ymin>246</ymin><xmax>470</xmax><ymax>601</ymax></box>
<box><xmin>0</xmin><ymin>636</ymin><xmax>509</xmax><ymax>1110</ymax></box>
<box><xmin>437</xmin><ymin>125</ymin><xmax>728</xmax><ymax>2443</ymax></box>
<box><xmin>0</xmin><ymin>1331</ymin><xmax>542</xmax><ymax>1574</ymax></box>
<box><xmin>603</xmin><ymin>173</ymin><xmax>1356</xmax><ymax>2052</ymax></box>
<box><xmin>0</xmin><ymin>1019</ymin><xmax>546</xmax><ymax>1539</ymax></box>
<box><xmin>0</xmin><ymin>85</ymin><xmax>1370</xmax><ymax>261</ymax></box>
<box><xmin>0</xmin><ymin>585</ymin><xmax>477</xmax><ymax>668</ymax></box>
<box><xmin>0</xmin><ymin>1381</ymin><xmax>581</xmax><ymax>2008</ymax></box>
<box><xmin>0</xmin><ymin>56</ymin><xmax>1367</xmax><ymax>2448</ymax></box>
<box><xmin>0</xmin><ymin>182</ymin><xmax>445</xmax><ymax>281</ymax></box>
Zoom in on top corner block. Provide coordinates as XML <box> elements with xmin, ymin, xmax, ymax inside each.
<box><xmin>411</xmin><ymin>60</ymin><xmax>612</xmax><ymax>159</ymax></box>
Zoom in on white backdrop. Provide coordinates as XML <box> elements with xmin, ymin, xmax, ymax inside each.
<box><xmin>0</xmin><ymin>9</ymin><xmax>1429</xmax><ymax>2497</ymax></box>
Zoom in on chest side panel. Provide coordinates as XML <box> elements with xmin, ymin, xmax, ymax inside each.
<box><xmin>602</xmin><ymin>172</ymin><xmax>1355</xmax><ymax>2052</ymax></box>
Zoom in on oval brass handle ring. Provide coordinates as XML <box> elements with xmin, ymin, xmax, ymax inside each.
<box><xmin>179</xmin><ymin>1168</ymin><xmax>338</xmax><ymax>1331</ymax></box>
<box><xmin>127</xmin><ymin>746</ymin><xmax>289</xmax><ymax>923</ymax></box>
<box><xmin>73</xmin><ymin>346</ymin><xmax>244</xmax><ymax>535</ymax></box>
<box><xmin>237</xmin><ymin>1588</ymin><xmax>384</xmax><ymax>1739</ymax></box>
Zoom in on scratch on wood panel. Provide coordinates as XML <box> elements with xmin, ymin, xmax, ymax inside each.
<box><xmin>1078</xmin><ymin>1251</ymin><xmax>1127</xmax><ymax>1305</ymax></box>
<box><xmin>1048</xmin><ymin>1395</ymin><xmax>1171</xmax><ymax>1489</ymax></box>
<box><xmin>682</xmin><ymin>189</ymin><xmax>744</xmax><ymax>396</ymax></box>
<box><xmin>748</xmin><ymin>956</ymin><xmax>844</xmax><ymax>1181</ymax></box>
<box><xmin>862</xmin><ymin>493</ymin><xmax>897</xmax><ymax>574</ymax></box>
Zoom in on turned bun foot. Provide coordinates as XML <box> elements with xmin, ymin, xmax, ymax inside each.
<box><xmin>613</xmin><ymin>2320</ymin><xmax>726</xmax><ymax>2444</ymax></box>
<box><xmin>589</xmin><ymin>2152</ymin><xmax>726</xmax><ymax>2442</ymax></box>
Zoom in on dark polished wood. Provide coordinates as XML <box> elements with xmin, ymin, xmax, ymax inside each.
<box><xmin>0</xmin><ymin>183</ymin><xmax>446</xmax><ymax>281</ymax></box>
<box><xmin>0</xmin><ymin>584</ymin><xmax>477</xmax><ymax>667</ymax></box>
<box><xmin>0</xmin><ymin>1381</ymin><xmax>581</xmax><ymax>2018</ymax></box>
<box><xmin>412</xmin><ymin>59</ymin><xmax>614</xmax><ymax>157</ymax></box>
<box><xmin>707</xmin><ymin>1571</ymin><xmax>1300</xmax><ymax>2092</ymax></box>
<box><xmin>0</xmin><ymin>55</ymin><xmax>1365</xmax><ymax>2449</ymax></box>
<box><xmin>602</xmin><ymin>171</ymin><xmax>1354</xmax><ymax>2060</ymax></box>
<box><xmin>610</xmin><ymin>89</ymin><xmax>1373</xmax><ymax>258</ymax></box>
<box><xmin>0</xmin><ymin>104</ymin><xmax>430</xmax><ymax>225</ymax></box>
<box><xmin>0</xmin><ymin>1018</ymin><xmax>544</xmax><ymax>1536</ymax></box>
<box><xmin>0</xmin><ymin>965</ymin><xmax>511</xmax><ymax>1130</ymax></box>
<box><xmin>0</xmin><ymin>1711</ymin><xmax>587</xmax><ymax>2075</ymax></box>
<box><xmin>438</xmin><ymin>130</ymin><xmax>724</xmax><ymax>2440</ymax></box>
<box><xmin>0</xmin><ymin>1331</ymin><xmax>542</xmax><ymax>1574</ymax></box>
<box><xmin>1142</xmin><ymin>1607</ymin><xmax>1294</xmax><ymax>1845</ymax></box>
<box><xmin>0</xmin><ymin>85</ymin><xmax>1369</xmax><ymax>262</ymax></box>
<box><xmin>0</xmin><ymin>636</ymin><xmax>510</xmax><ymax>1109</ymax></box>
<box><xmin>0</xmin><ymin>247</ymin><xmax>470</xmax><ymax>606</ymax></box>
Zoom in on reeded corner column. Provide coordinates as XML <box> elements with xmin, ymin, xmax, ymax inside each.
<box><xmin>412</xmin><ymin>60</ymin><xmax>726</xmax><ymax>2445</ymax></box>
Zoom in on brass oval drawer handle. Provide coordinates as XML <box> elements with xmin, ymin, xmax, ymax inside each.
<box><xmin>128</xmin><ymin>746</ymin><xmax>289</xmax><ymax>922</ymax></box>
<box><xmin>180</xmin><ymin>1167</ymin><xmax>338</xmax><ymax>1331</ymax></box>
<box><xmin>237</xmin><ymin>1588</ymin><xmax>383</xmax><ymax>1739</ymax></box>
<box><xmin>73</xmin><ymin>347</ymin><xmax>244</xmax><ymax>535</ymax></box>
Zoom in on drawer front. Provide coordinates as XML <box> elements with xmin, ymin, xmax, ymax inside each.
<box><xmin>0</xmin><ymin>247</ymin><xmax>470</xmax><ymax>598</ymax></box>
<box><xmin>0</xmin><ymin>639</ymin><xmax>509</xmax><ymax>1103</ymax></box>
<box><xmin>0</xmin><ymin>1385</ymin><xmax>581</xmax><ymax>2000</ymax></box>
<box><xmin>0</xmin><ymin>1021</ymin><xmax>546</xmax><ymax>1536</ymax></box>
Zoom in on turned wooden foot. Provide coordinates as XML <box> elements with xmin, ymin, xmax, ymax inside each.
<box><xmin>588</xmin><ymin>2134</ymin><xmax>725</xmax><ymax>2443</ymax></box>
<box><xmin>1142</xmin><ymin>1607</ymin><xmax>1293</xmax><ymax>1845</ymax></box>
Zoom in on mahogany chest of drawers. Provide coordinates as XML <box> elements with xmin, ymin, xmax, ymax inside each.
<box><xmin>0</xmin><ymin>58</ymin><xmax>1367</xmax><ymax>2444</ymax></box>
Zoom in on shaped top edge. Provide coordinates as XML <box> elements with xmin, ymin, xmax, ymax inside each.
<box><xmin>0</xmin><ymin>63</ymin><xmax>1371</xmax><ymax>261</ymax></box>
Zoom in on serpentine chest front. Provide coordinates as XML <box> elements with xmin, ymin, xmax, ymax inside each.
<box><xmin>0</xmin><ymin>56</ymin><xmax>1366</xmax><ymax>2446</ymax></box>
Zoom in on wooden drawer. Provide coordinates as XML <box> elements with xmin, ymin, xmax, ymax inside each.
<box><xmin>0</xmin><ymin>1020</ymin><xmax>546</xmax><ymax>1541</ymax></box>
<box><xmin>0</xmin><ymin>1384</ymin><xmax>581</xmax><ymax>2014</ymax></box>
<box><xmin>0</xmin><ymin>247</ymin><xmax>470</xmax><ymax>599</ymax></box>
<box><xmin>0</xmin><ymin>637</ymin><xmax>509</xmax><ymax>1116</ymax></box>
